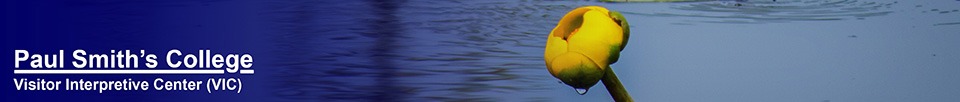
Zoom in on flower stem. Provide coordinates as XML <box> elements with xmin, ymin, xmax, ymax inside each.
<box><xmin>603</xmin><ymin>67</ymin><xmax>633</xmax><ymax>102</ymax></box>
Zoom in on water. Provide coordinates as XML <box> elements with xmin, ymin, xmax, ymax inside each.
<box><xmin>576</xmin><ymin>88</ymin><xmax>589</xmax><ymax>95</ymax></box>
<box><xmin>266</xmin><ymin>0</ymin><xmax>960</xmax><ymax>102</ymax></box>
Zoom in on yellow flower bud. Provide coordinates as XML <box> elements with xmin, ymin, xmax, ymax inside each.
<box><xmin>545</xmin><ymin>6</ymin><xmax>628</xmax><ymax>89</ymax></box>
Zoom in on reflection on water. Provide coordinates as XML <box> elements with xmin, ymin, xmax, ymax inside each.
<box><xmin>268</xmin><ymin>0</ymin><xmax>572</xmax><ymax>101</ymax></box>
<box><xmin>621</xmin><ymin>0</ymin><xmax>896</xmax><ymax>24</ymax></box>
<box><xmin>935</xmin><ymin>22</ymin><xmax>960</xmax><ymax>26</ymax></box>
<box><xmin>265</xmin><ymin>0</ymin><xmax>955</xmax><ymax>101</ymax></box>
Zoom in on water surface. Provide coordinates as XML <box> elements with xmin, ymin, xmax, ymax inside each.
<box><xmin>267</xmin><ymin>0</ymin><xmax>960</xmax><ymax>101</ymax></box>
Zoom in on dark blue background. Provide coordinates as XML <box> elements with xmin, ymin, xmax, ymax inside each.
<box><xmin>4</xmin><ymin>0</ymin><xmax>274</xmax><ymax>101</ymax></box>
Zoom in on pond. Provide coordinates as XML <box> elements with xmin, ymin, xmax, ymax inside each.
<box><xmin>267</xmin><ymin>0</ymin><xmax>960</xmax><ymax>102</ymax></box>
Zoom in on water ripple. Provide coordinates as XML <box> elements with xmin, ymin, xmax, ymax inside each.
<box><xmin>268</xmin><ymin>0</ymin><xmax>573</xmax><ymax>101</ymax></box>
<box><xmin>623</xmin><ymin>0</ymin><xmax>896</xmax><ymax>24</ymax></box>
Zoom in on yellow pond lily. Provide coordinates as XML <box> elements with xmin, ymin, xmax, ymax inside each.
<box><xmin>545</xmin><ymin>6</ymin><xmax>629</xmax><ymax>89</ymax></box>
